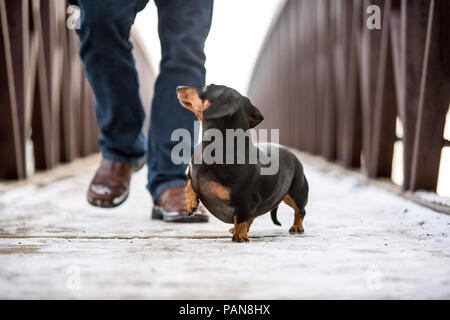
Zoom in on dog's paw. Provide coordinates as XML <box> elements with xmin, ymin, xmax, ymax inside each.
<box><xmin>186</xmin><ymin>198</ymin><xmax>198</xmax><ymax>216</ymax></box>
<box><xmin>289</xmin><ymin>225</ymin><xmax>304</xmax><ymax>234</ymax></box>
<box><xmin>232</xmin><ymin>234</ymin><xmax>249</xmax><ymax>242</ymax></box>
<box><xmin>228</xmin><ymin>227</ymin><xmax>234</xmax><ymax>234</ymax></box>
<box><xmin>187</xmin><ymin>206</ymin><xmax>197</xmax><ymax>216</ymax></box>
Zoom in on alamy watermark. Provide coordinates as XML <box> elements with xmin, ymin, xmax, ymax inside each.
<box><xmin>365</xmin><ymin>265</ymin><xmax>382</xmax><ymax>290</ymax></box>
<box><xmin>67</xmin><ymin>4</ymin><xmax>382</xmax><ymax>31</ymax></box>
<box><xmin>171</xmin><ymin>121</ymin><xmax>280</xmax><ymax>176</ymax></box>
<box><xmin>366</xmin><ymin>5</ymin><xmax>381</xmax><ymax>30</ymax></box>
<box><xmin>66</xmin><ymin>5</ymin><xmax>81</xmax><ymax>30</ymax></box>
<box><xmin>66</xmin><ymin>265</ymin><xmax>81</xmax><ymax>290</ymax></box>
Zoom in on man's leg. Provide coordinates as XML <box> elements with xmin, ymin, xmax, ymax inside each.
<box><xmin>148</xmin><ymin>0</ymin><xmax>213</xmax><ymax>221</ymax></box>
<box><xmin>73</xmin><ymin>0</ymin><xmax>149</xmax><ymax>207</ymax></box>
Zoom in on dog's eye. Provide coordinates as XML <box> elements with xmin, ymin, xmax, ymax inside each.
<box><xmin>182</xmin><ymin>101</ymin><xmax>192</xmax><ymax>107</ymax></box>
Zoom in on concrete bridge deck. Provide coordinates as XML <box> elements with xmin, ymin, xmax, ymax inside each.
<box><xmin>0</xmin><ymin>153</ymin><xmax>449</xmax><ymax>299</ymax></box>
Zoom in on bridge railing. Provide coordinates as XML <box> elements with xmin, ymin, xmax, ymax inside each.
<box><xmin>0</xmin><ymin>0</ymin><xmax>154</xmax><ymax>179</ymax></box>
<box><xmin>248</xmin><ymin>0</ymin><xmax>450</xmax><ymax>209</ymax></box>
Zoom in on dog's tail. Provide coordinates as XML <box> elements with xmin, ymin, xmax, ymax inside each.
<box><xmin>271</xmin><ymin>207</ymin><xmax>281</xmax><ymax>226</ymax></box>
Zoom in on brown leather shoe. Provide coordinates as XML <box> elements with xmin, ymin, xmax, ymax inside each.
<box><xmin>87</xmin><ymin>158</ymin><xmax>144</xmax><ymax>208</ymax></box>
<box><xmin>152</xmin><ymin>186</ymin><xmax>209</xmax><ymax>223</ymax></box>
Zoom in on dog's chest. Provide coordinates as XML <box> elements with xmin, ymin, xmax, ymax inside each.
<box><xmin>192</xmin><ymin>168</ymin><xmax>235</xmax><ymax>224</ymax></box>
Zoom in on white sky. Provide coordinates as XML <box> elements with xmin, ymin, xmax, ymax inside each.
<box><xmin>134</xmin><ymin>0</ymin><xmax>283</xmax><ymax>94</ymax></box>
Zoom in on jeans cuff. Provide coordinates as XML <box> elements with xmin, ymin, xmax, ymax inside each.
<box><xmin>102</xmin><ymin>149</ymin><xmax>146</xmax><ymax>166</ymax></box>
<box><xmin>151</xmin><ymin>179</ymin><xmax>187</xmax><ymax>203</ymax></box>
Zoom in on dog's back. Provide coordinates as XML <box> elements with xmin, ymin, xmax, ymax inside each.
<box><xmin>253</xmin><ymin>143</ymin><xmax>308</xmax><ymax>217</ymax></box>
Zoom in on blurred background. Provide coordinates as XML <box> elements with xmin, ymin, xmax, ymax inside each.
<box><xmin>1</xmin><ymin>0</ymin><xmax>449</xmax><ymax>209</ymax></box>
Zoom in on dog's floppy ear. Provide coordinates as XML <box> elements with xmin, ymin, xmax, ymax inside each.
<box><xmin>203</xmin><ymin>95</ymin><xmax>239</xmax><ymax>120</ymax></box>
<box><xmin>245</xmin><ymin>99</ymin><xmax>264</xmax><ymax>128</ymax></box>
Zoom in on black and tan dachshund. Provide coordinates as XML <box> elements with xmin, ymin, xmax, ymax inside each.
<box><xmin>177</xmin><ymin>84</ymin><xmax>309</xmax><ymax>242</ymax></box>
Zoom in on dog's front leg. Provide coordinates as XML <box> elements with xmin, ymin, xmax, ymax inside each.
<box><xmin>185</xmin><ymin>179</ymin><xmax>198</xmax><ymax>215</ymax></box>
<box><xmin>232</xmin><ymin>216</ymin><xmax>254</xmax><ymax>242</ymax></box>
<box><xmin>185</xmin><ymin>163</ymin><xmax>198</xmax><ymax>215</ymax></box>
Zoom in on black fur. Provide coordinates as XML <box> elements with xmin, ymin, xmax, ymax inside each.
<box><xmin>181</xmin><ymin>84</ymin><xmax>309</xmax><ymax>227</ymax></box>
<box><xmin>271</xmin><ymin>207</ymin><xmax>281</xmax><ymax>226</ymax></box>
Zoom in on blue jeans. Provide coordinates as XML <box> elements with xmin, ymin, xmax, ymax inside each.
<box><xmin>71</xmin><ymin>0</ymin><xmax>213</xmax><ymax>201</ymax></box>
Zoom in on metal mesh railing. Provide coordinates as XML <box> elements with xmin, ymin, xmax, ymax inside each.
<box><xmin>248</xmin><ymin>0</ymin><xmax>450</xmax><ymax>196</ymax></box>
<box><xmin>0</xmin><ymin>0</ymin><xmax>155</xmax><ymax>179</ymax></box>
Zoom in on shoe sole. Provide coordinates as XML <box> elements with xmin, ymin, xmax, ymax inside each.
<box><xmin>151</xmin><ymin>206</ymin><xmax>209</xmax><ymax>223</ymax></box>
<box><xmin>87</xmin><ymin>187</ymin><xmax>130</xmax><ymax>208</ymax></box>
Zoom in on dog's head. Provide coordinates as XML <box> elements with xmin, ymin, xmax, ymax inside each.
<box><xmin>176</xmin><ymin>84</ymin><xmax>264</xmax><ymax>130</ymax></box>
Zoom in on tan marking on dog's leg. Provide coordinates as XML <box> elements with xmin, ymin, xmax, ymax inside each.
<box><xmin>290</xmin><ymin>211</ymin><xmax>304</xmax><ymax>234</ymax></box>
<box><xmin>284</xmin><ymin>194</ymin><xmax>304</xmax><ymax>234</ymax></box>
<box><xmin>229</xmin><ymin>216</ymin><xmax>255</xmax><ymax>234</ymax></box>
<box><xmin>232</xmin><ymin>216</ymin><xmax>251</xmax><ymax>242</ymax></box>
<box><xmin>246</xmin><ymin>217</ymin><xmax>255</xmax><ymax>232</ymax></box>
<box><xmin>185</xmin><ymin>178</ymin><xmax>198</xmax><ymax>215</ymax></box>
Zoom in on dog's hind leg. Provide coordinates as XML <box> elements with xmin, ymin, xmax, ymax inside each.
<box><xmin>284</xmin><ymin>195</ymin><xmax>305</xmax><ymax>234</ymax></box>
<box><xmin>284</xmin><ymin>171</ymin><xmax>308</xmax><ymax>234</ymax></box>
